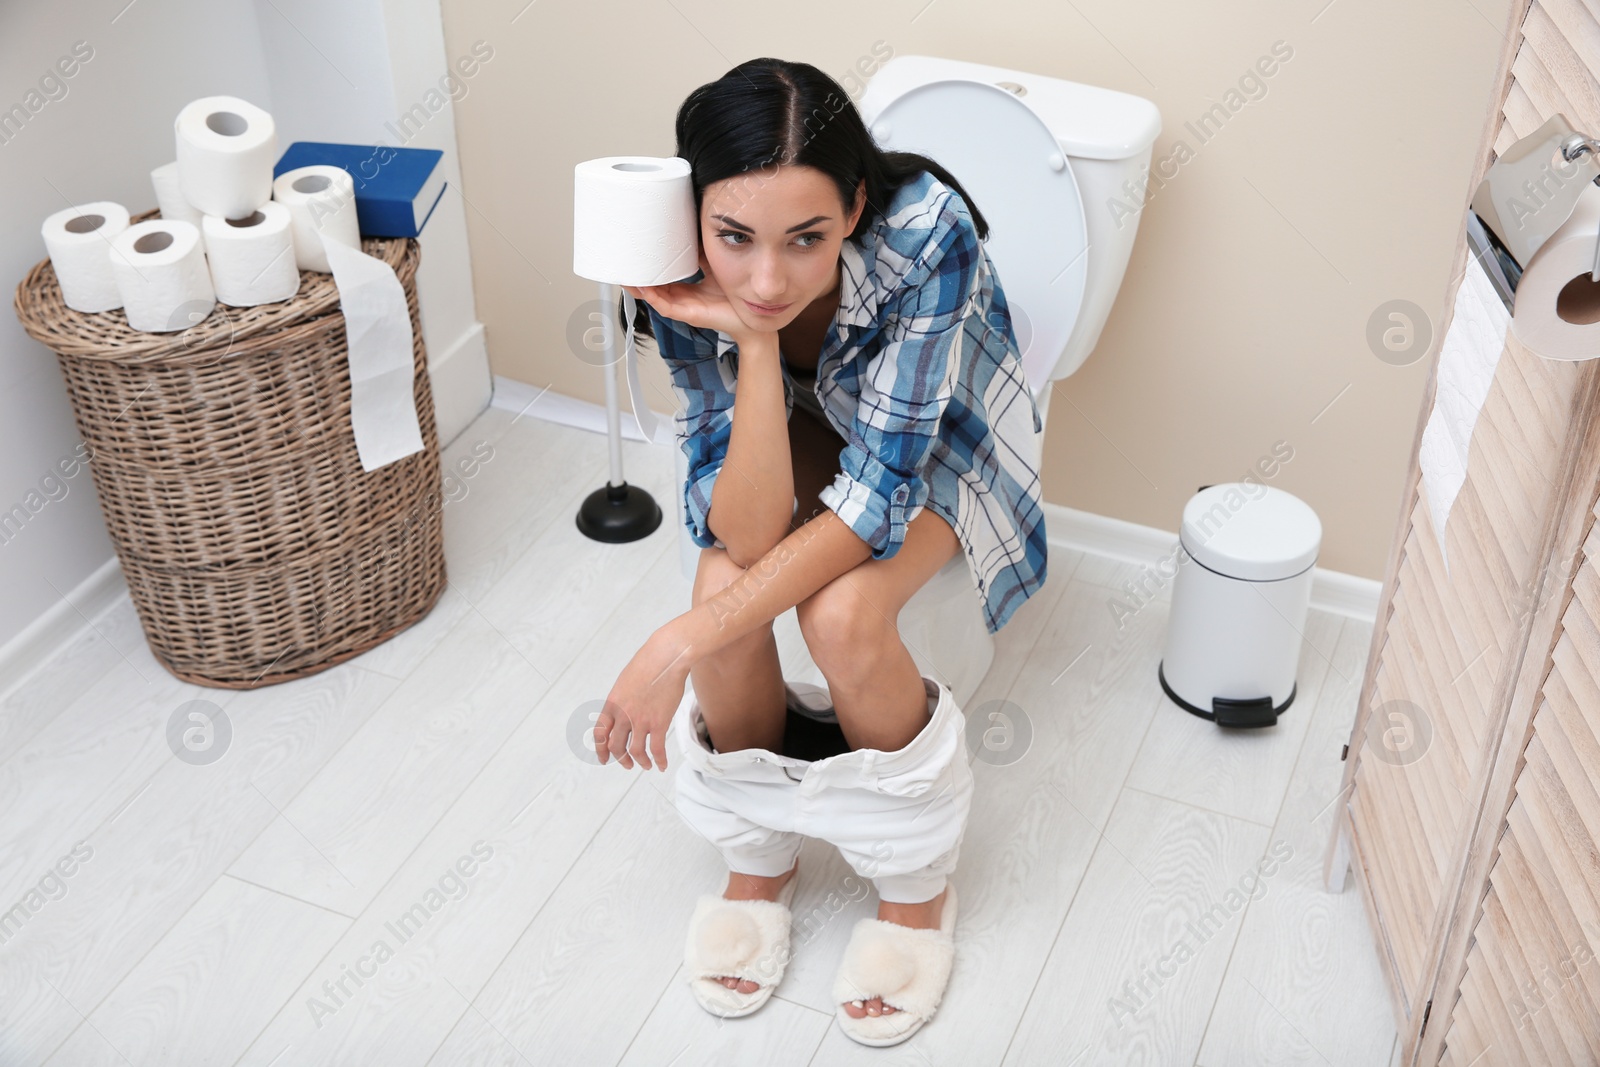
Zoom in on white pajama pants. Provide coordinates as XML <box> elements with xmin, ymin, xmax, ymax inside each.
<box><xmin>670</xmin><ymin>675</ymin><xmax>975</xmax><ymax>904</ymax></box>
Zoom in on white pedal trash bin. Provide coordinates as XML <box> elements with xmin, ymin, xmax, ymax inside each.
<box><xmin>1158</xmin><ymin>482</ymin><xmax>1322</xmax><ymax>729</ymax></box>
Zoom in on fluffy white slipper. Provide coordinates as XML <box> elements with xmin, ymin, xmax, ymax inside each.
<box><xmin>831</xmin><ymin>882</ymin><xmax>959</xmax><ymax>1046</ymax></box>
<box><xmin>683</xmin><ymin>869</ymin><xmax>801</xmax><ymax>1018</ymax></box>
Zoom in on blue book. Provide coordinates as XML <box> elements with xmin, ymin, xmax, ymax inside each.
<box><xmin>272</xmin><ymin>141</ymin><xmax>446</xmax><ymax>238</ymax></box>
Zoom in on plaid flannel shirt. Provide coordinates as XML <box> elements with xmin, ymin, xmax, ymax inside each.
<box><xmin>647</xmin><ymin>169</ymin><xmax>1048</xmax><ymax>633</ymax></box>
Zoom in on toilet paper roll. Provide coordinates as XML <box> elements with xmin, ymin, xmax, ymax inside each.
<box><xmin>1511</xmin><ymin>181</ymin><xmax>1600</xmax><ymax>361</ymax></box>
<box><xmin>273</xmin><ymin>165</ymin><xmax>361</xmax><ymax>272</ymax></box>
<box><xmin>201</xmin><ymin>201</ymin><xmax>299</xmax><ymax>307</ymax></box>
<box><xmin>572</xmin><ymin>156</ymin><xmax>699</xmax><ymax>286</ymax></box>
<box><xmin>108</xmin><ymin>219</ymin><xmax>216</xmax><ymax>333</ymax></box>
<box><xmin>174</xmin><ymin>95</ymin><xmax>277</xmax><ymax>219</ymax></box>
<box><xmin>151</xmin><ymin>161</ymin><xmax>203</xmax><ymax>231</ymax></box>
<box><xmin>41</xmin><ymin>202</ymin><xmax>130</xmax><ymax>313</ymax></box>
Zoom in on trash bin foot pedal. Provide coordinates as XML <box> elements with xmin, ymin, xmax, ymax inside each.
<box><xmin>1157</xmin><ymin>662</ymin><xmax>1295</xmax><ymax>728</ymax></box>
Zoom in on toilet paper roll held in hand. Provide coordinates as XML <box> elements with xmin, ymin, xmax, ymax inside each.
<box><xmin>273</xmin><ymin>165</ymin><xmax>361</xmax><ymax>272</ymax></box>
<box><xmin>108</xmin><ymin>219</ymin><xmax>216</xmax><ymax>333</ymax></box>
<box><xmin>202</xmin><ymin>201</ymin><xmax>300</xmax><ymax>308</ymax></box>
<box><xmin>175</xmin><ymin>96</ymin><xmax>277</xmax><ymax>219</ymax></box>
<box><xmin>41</xmin><ymin>202</ymin><xmax>130</xmax><ymax>313</ymax></box>
<box><xmin>572</xmin><ymin>156</ymin><xmax>699</xmax><ymax>286</ymax></box>
<box><xmin>572</xmin><ymin>156</ymin><xmax>699</xmax><ymax>448</ymax></box>
<box><xmin>1511</xmin><ymin>181</ymin><xmax>1600</xmax><ymax>361</ymax></box>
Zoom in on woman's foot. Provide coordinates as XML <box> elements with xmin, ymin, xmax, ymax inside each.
<box><xmin>710</xmin><ymin>861</ymin><xmax>799</xmax><ymax>994</ymax></box>
<box><xmin>840</xmin><ymin>886</ymin><xmax>949</xmax><ymax>1018</ymax></box>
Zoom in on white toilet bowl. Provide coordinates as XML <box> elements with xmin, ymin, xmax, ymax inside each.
<box><xmin>674</xmin><ymin>56</ymin><xmax>1161</xmax><ymax>709</ymax></box>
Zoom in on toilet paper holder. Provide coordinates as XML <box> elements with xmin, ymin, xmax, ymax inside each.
<box><xmin>1468</xmin><ymin>113</ymin><xmax>1600</xmax><ymax>313</ymax></box>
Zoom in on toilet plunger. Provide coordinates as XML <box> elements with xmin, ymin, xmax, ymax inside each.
<box><xmin>575</xmin><ymin>281</ymin><xmax>663</xmax><ymax>543</ymax></box>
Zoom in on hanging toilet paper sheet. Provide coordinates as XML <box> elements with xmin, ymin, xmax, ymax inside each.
<box><xmin>621</xmin><ymin>288</ymin><xmax>677</xmax><ymax>446</ymax></box>
<box><xmin>41</xmin><ymin>201</ymin><xmax>130</xmax><ymax>313</ymax></box>
<box><xmin>320</xmin><ymin>234</ymin><xmax>423</xmax><ymax>471</ymax></box>
<box><xmin>1417</xmin><ymin>253</ymin><xmax>1509</xmax><ymax>578</ymax></box>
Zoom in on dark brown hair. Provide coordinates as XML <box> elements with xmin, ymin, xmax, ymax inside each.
<box><xmin>621</xmin><ymin>56</ymin><xmax>989</xmax><ymax>340</ymax></box>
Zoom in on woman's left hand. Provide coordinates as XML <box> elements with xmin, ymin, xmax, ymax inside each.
<box><xmin>595</xmin><ymin>627</ymin><xmax>694</xmax><ymax>771</ymax></box>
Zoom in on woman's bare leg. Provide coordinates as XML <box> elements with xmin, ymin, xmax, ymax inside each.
<box><xmin>687</xmin><ymin>546</ymin><xmax>788</xmax><ymax>754</ymax></box>
<box><xmin>687</xmin><ymin>403</ymin><xmax>843</xmax><ymax>754</ymax></box>
<box><xmin>690</xmin><ymin>407</ymin><xmax>841</xmax><ymax>993</ymax></box>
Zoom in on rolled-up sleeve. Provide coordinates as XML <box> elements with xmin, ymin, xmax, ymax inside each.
<box><xmin>820</xmin><ymin>196</ymin><xmax>981</xmax><ymax>561</ymax></box>
<box><xmin>648</xmin><ymin>304</ymin><xmax>735</xmax><ymax>549</ymax></box>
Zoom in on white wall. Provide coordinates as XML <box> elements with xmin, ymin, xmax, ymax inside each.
<box><xmin>443</xmin><ymin>0</ymin><xmax>1515</xmax><ymax>584</ymax></box>
<box><xmin>0</xmin><ymin>0</ymin><xmax>488</xmax><ymax>656</ymax></box>
<box><xmin>255</xmin><ymin>0</ymin><xmax>492</xmax><ymax>440</ymax></box>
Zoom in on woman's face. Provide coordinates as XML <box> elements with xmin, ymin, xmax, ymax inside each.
<box><xmin>700</xmin><ymin>164</ymin><xmax>866</xmax><ymax>335</ymax></box>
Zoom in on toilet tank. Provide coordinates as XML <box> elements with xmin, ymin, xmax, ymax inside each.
<box><xmin>860</xmin><ymin>56</ymin><xmax>1161</xmax><ymax>386</ymax></box>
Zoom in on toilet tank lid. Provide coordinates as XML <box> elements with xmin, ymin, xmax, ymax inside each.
<box><xmin>865</xmin><ymin>55</ymin><xmax>1161</xmax><ymax>161</ymax></box>
<box><xmin>1179</xmin><ymin>484</ymin><xmax>1322</xmax><ymax>582</ymax></box>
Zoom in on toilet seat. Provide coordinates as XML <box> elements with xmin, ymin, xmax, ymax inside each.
<box><xmin>866</xmin><ymin>79</ymin><xmax>1089</xmax><ymax>399</ymax></box>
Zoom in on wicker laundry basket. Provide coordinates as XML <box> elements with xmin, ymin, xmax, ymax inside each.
<box><xmin>12</xmin><ymin>208</ymin><xmax>447</xmax><ymax>688</ymax></box>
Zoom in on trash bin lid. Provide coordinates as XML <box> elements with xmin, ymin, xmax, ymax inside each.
<box><xmin>1179</xmin><ymin>483</ymin><xmax>1322</xmax><ymax>582</ymax></box>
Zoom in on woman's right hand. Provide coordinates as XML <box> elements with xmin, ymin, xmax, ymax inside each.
<box><xmin>624</xmin><ymin>249</ymin><xmax>764</xmax><ymax>347</ymax></box>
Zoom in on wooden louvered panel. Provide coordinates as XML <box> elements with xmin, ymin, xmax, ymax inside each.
<box><xmin>1495</xmin><ymin>118</ymin><xmax>1521</xmax><ymax>158</ymax></box>
<box><xmin>1414</xmin><ymin>450</ymin><xmax>1521</xmax><ymax>658</ymax></box>
<box><xmin>1351</xmin><ymin>755</ymin><xmax>1437</xmax><ymax>1002</ymax></box>
<box><xmin>1369</xmin><ymin>612</ymin><xmax>1473</xmax><ymax>872</ymax></box>
<box><xmin>1348</xmin><ymin>325</ymin><xmax>1581</xmax><ymax>1023</ymax></box>
<box><xmin>1537</xmin><ymin>0</ymin><xmax>1600</xmax><ymax>82</ymax></box>
<box><xmin>1384</xmin><ymin>559</ymin><xmax>1479</xmax><ymax>770</ymax></box>
<box><xmin>1490</xmin><ymin>799</ymin><xmax>1600</xmax><ymax>1060</ymax></box>
<box><xmin>1506</xmin><ymin>736</ymin><xmax>1600</xmax><ymax>1012</ymax></box>
<box><xmin>1330</xmin><ymin>1</ymin><xmax>1600</xmax><ymax>1062</ymax></box>
<box><xmin>1516</xmin><ymin>30</ymin><xmax>1587</xmax><ymax>124</ymax></box>
<box><xmin>1477</xmin><ymin>886</ymin><xmax>1579</xmax><ymax>1064</ymax></box>
<box><xmin>1524</xmin><ymin>2</ymin><xmax>1600</xmax><ymax>121</ymax></box>
<box><xmin>1366</xmin><ymin>653</ymin><xmax>1447</xmax><ymax>858</ymax></box>
<box><xmin>1499</xmin><ymin>334</ymin><xmax>1572</xmax><ymax>456</ymax></box>
<box><xmin>1440</xmin><ymin>487</ymin><xmax>1600</xmax><ymax>1063</ymax></box>
<box><xmin>1443</xmin><ymin>959</ymin><xmax>1521</xmax><ymax>1067</ymax></box>
<box><xmin>1401</xmin><ymin>497</ymin><xmax>1495</xmax><ymax>694</ymax></box>
<box><xmin>1392</xmin><ymin>528</ymin><xmax>1494</xmax><ymax>751</ymax></box>
<box><xmin>1502</xmin><ymin>77</ymin><xmax>1543</xmax><ymax>138</ymax></box>
<box><xmin>1393</xmin><ymin>532</ymin><xmax>1480</xmax><ymax>687</ymax></box>
<box><xmin>1478</xmin><ymin>397</ymin><xmax>1559</xmax><ymax>551</ymax></box>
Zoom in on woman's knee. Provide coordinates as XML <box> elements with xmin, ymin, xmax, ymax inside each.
<box><xmin>691</xmin><ymin>547</ymin><xmax>774</xmax><ymax>652</ymax></box>
<box><xmin>692</xmin><ymin>546</ymin><xmax>751</xmax><ymax>607</ymax></box>
<box><xmin>795</xmin><ymin>575</ymin><xmax>896</xmax><ymax>682</ymax></box>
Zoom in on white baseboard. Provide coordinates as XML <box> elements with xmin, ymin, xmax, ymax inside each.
<box><xmin>1040</xmin><ymin>500</ymin><xmax>1381</xmax><ymax>623</ymax></box>
<box><xmin>0</xmin><ymin>384</ymin><xmax>1379</xmax><ymax>700</ymax></box>
<box><xmin>490</xmin><ymin>378</ymin><xmax>1383</xmax><ymax>624</ymax></box>
<box><xmin>0</xmin><ymin>555</ymin><xmax>128</xmax><ymax>703</ymax></box>
<box><xmin>490</xmin><ymin>373</ymin><xmax>670</xmax><ymax>442</ymax></box>
<box><xmin>430</xmin><ymin>322</ymin><xmax>492</xmax><ymax>449</ymax></box>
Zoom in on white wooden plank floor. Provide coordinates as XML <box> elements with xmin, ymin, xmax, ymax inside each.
<box><xmin>0</xmin><ymin>405</ymin><xmax>1398</xmax><ymax>1066</ymax></box>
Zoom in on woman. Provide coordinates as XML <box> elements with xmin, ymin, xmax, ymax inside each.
<box><xmin>593</xmin><ymin>57</ymin><xmax>1048</xmax><ymax>1045</ymax></box>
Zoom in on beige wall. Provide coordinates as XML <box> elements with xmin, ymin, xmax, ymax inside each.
<box><xmin>440</xmin><ymin>0</ymin><xmax>1515</xmax><ymax>581</ymax></box>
